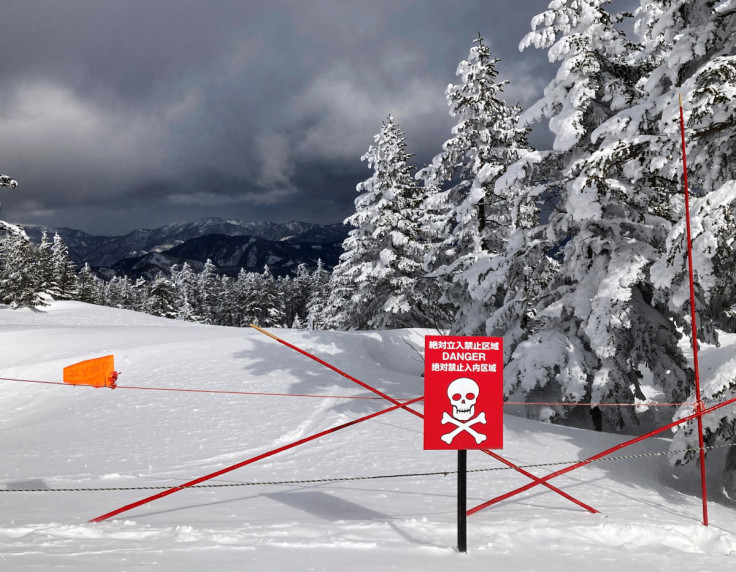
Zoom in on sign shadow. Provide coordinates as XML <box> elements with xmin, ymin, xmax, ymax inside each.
<box><xmin>263</xmin><ymin>490</ymin><xmax>440</xmax><ymax>547</ymax></box>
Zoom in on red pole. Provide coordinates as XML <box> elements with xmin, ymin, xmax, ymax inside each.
<box><xmin>89</xmin><ymin>396</ymin><xmax>423</xmax><ymax>522</ymax></box>
<box><xmin>468</xmin><ymin>395</ymin><xmax>736</xmax><ymax>516</ymax></box>
<box><xmin>249</xmin><ymin>325</ymin><xmax>598</xmax><ymax>514</ymax></box>
<box><xmin>679</xmin><ymin>93</ymin><xmax>709</xmax><ymax>526</ymax></box>
<box><xmin>250</xmin><ymin>324</ymin><xmax>422</xmax><ymax>418</ymax></box>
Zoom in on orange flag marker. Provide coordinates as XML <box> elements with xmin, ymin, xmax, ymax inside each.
<box><xmin>63</xmin><ymin>356</ymin><xmax>118</xmax><ymax>389</ymax></box>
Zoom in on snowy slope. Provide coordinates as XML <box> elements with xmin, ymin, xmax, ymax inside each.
<box><xmin>1</xmin><ymin>301</ymin><xmax>735</xmax><ymax>571</ymax></box>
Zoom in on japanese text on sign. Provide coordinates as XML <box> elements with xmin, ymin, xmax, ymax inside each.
<box><xmin>424</xmin><ymin>335</ymin><xmax>503</xmax><ymax>450</ymax></box>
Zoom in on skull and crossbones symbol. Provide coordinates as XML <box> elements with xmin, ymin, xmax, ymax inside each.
<box><xmin>441</xmin><ymin>377</ymin><xmax>487</xmax><ymax>444</ymax></box>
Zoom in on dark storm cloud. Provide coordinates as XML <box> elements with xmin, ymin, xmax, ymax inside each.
<box><xmin>0</xmin><ymin>0</ymin><xmax>560</xmax><ymax>235</ymax></box>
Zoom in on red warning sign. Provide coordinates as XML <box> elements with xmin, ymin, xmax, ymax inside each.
<box><xmin>424</xmin><ymin>336</ymin><xmax>503</xmax><ymax>450</ymax></box>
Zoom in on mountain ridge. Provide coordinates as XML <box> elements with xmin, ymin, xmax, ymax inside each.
<box><xmin>21</xmin><ymin>217</ymin><xmax>348</xmax><ymax>278</ymax></box>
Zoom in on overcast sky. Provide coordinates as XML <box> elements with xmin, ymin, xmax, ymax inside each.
<box><xmin>2</xmin><ymin>0</ymin><xmax>593</xmax><ymax>236</ymax></box>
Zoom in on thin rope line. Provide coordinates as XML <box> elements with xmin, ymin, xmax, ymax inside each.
<box><xmin>503</xmin><ymin>401</ymin><xmax>692</xmax><ymax>407</ymax></box>
<box><xmin>0</xmin><ymin>377</ymin><xmax>699</xmax><ymax>407</ymax></box>
<box><xmin>0</xmin><ymin>377</ymin><xmax>382</xmax><ymax>400</ymax></box>
<box><xmin>3</xmin><ymin>442</ymin><xmax>734</xmax><ymax>493</ymax></box>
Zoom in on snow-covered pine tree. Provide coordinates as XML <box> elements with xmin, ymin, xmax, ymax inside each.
<box><xmin>627</xmin><ymin>0</ymin><xmax>736</xmax><ymax>480</ymax></box>
<box><xmin>146</xmin><ymin>273</ymin><xmax>179</xmax><ymax>319</ymax></box>
<box><xmin>253</xmin><ymin>265</ymin><xmax>285</xmax><ymax>327</ymax></box>
<box><xmin>131</xmin><ymin>277</ymin><xmax>149</xmax><ymax>312</ymax></box>
<box><xmin>0</xmin><ymin>173</ymin><xmax>25</xmax><ymax>300</ymax></box>
<box><xmin>51</xmin><ymin>234</ymin><xmax>78</xmax><ymax>300</ymax></box>
<box><xmin>326</xmin><ymin>115</ymin><xmax>443</xmax><ymax>330</ymax></box>
<box><xmin>175</xmin><ymin>292</ymin><xmax>197</xmax><ymax>322</ymax></box>
<box><xmin>76</xmin><ymin>263</ymin><xmax>99</xmax><ymax>304</ymax></box>
<box><xmin>646</xmin><ymin>0</ymin><xmax>736</xmax><ymax>336</ymax></box>
<box><xmin>283</xmin><ymin>264</ymin><xmax>312</xmax><ymax>327</ymax></box>
<box><xmin>505</xmin><ymin>0</ymin><xmax>692</xmax><ymax>430</ymax></box>
<box><xmin>104</xmin><ymin>276</ymin><xmax>122</xmax><ymax>308</ymax></box>
<box><xmin>37</xmin><ymin>231</ymin><xmax>57</xmax><ymax>297</ymax></box>
<box><xmin>0</xmin><ymin>231</ymin><xmax>48</xmax><ymax>309</ymax></box>
<box><xmin>95</xmin><ymin>273</ymin><xmax>110</xmax><ymax>304</ymax></box>
<box><xmin>106</xmin><ymin>275</ymin><xmax>136</xmax><ymax>309</ymax></box>
<box><xmin>171</xmin><ymin>262</ymin><xmax>203</xmax><ymax>322</ymax></box>
<box><xmin>306</xmin><ymin>259</ymin><xmax>331</xmax><ymax>329</ymax></box>
<box><xmin>218</xmin><ymin>273</ymin><xmax>237</xmax><ymax>326</ymax></box>
<box><xmin>278</xmin><ymin>275</ymin><xmax>298</xmax><ymax>327</ymax></box>
<box><xmin>417</xmin><ymin>34</ymin><xmax>534</xmax><ymax>336</ymax></box>
<box><xmin>469</xmin><ymin>149</ymin><xmax>556</xmax><ymax>356</ymax></box>
<box><xmin>233</xmin><ymin>267</ymin><xmax>260</xmax><ymax>326</ymax></box>
<box><xmin>197</xmin><ymin>259</ymin><xmax>220</xmax><ymax>324</ymax></box>
<box><xmin>321</xmin><ymin>256</ymin><xmax>356</xmax><ymax>329</ymax></box>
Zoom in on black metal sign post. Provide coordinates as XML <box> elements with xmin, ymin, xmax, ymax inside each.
<box><xmin>424</xmin><ymin>335</ymin><xmax>504</xmax><ymax>554</ymax></box>
<box><xmin>458</xmin><ymin>449</ymin><xmax>467</xmax><ymax>553</ymax></box>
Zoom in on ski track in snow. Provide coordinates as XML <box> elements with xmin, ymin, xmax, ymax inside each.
<box><xmin>1</xmin><ymin>301</ymin><xmax>735</xmax><ymax>571</ymax></box>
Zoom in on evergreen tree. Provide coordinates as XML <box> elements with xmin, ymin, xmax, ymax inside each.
<box><xmin>503</xmin><ymin>0</ymin><xmax>692</xmax><ymax>430</ymax></box>
<box><xmin>175</xmin><ymin>293</ymin><xmax>198</xmax><ymax>322</ymax></box>
<box><xmin>171</xmin><ymin>263</ymin><xmax>203</xmax><ymax>322</ymax></box>
<box><xmin>93</xmin><ymin>275</ymin><xmax>109</xmax><ymax>306</ymax></box>
<box><xmin>51</xmin><ymin>234</ymin><xmax>78</xmax><ymax>300</ymax></box>
<box><xmin>287</xmin><ymin>264</ymin><xmax>312</xmax><ymax>327</ymax></box>
<box><xmin>322</xmin><ymin>256</ymin><xmax>356</xmax><ymax>329</ymax></box>
<box><xmin>306</xmin><ymin>259</ymin><xmax>331</xmax><ymax>329</ymax></box>
<box><xmin>327</xmin><ymin>115</ymin><xmax>441</xmax><ymax>329</ymax></box>
<box><xmin>625</xmin><ymin>0</ymin><xmax>736</xmax><ymax>476</ymax></box>
<box><xmin>197</xmin><ymin>259</ymin><xmax>220</xmax><ymax>324</ymax></box>
<box><xmin>216</xmin><ymin>275</ymin><xmax>238</xmax><ymax>326</ymax></box>
<box><xmin>0</xmin><ymin>174</ymin><xmax>21</xmax><ymax>252</ymax></box>
<box><xmin>252</xmin><ymin>265</ymin><xmax>285</xmax><ymax>327</ymax></box>
<box><xmin>146</xmin><ymin>273</ymin><xmax>178</xmax><ymax>319</ymax></box>
<box><xmin>646</xmin><ymin>0</ymin><xmax>736</xmax><ymax>336</ymax></box>
<box><xmin>417</xmin><ymin>34</ymin><xmax>533</xmax><ymax>336</ymax></box>
<box><xmin>234</xmin><ymin>268</ymin><xmax>260</xmax><ymax>326</ymax></box>
<box><xmin>131</xmin><ymin>278</ymin><xmax>149</xmax><ymax>312</ymax></box>
<box><xmin>0</xmin><ymin>232</ymin><xmax>47</xmax><ymax>309</ymax></box>
<box><xmin>470</xmin><ymin>151</ymin><xmax>556</xmax><ymax>352</ymax></box>
<box><xmin>100</xmin><ymin>277</ymin><xmax>116</xmax><ymax>308</ymax></box>
<box><xmin>104</xmin><ymin>276</ymin><xmax>136</xmax><ymax>309</ymax></box>
<box><xmin>37</xmin><ymin>232</ymin><xmax>57</xmax><ymax>297</ymax></box>
<box><xmin>279</xmin><ymin>274</ymin><xmax>297</xmax><ymax>326</ymax></box>
<box><xmin>76</xmin><ymin>263</ymin><xmax>98</xmax><ymax>304</ymax></box>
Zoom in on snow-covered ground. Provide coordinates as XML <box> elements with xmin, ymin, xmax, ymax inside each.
<box><xmin>1</xmin><ymin>301</ymin><xmax>735</xmax><ymax>570</ymax></box>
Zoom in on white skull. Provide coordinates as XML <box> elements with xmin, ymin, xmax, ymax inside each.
<box><xmin>447</xmin><ymin>377</ymin><xmax>479</xmax><ymax>421</ymax></box>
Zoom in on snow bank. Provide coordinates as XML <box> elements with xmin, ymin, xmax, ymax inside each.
<box><xmin>1</xmin><ymin>301</ymin><xmax>735</xmax><ymax>570</ymax></box>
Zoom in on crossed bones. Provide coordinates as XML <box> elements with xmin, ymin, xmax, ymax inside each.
<box><xmin>441</xmin><ymin>411</ymin><xmax>487</xmax><ymax>444</ymax></box>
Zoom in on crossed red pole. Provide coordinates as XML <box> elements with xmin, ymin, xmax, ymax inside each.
<box><xmin>90</xmin><ymin>325</ymin><xmax>597</xmax><ymax>522</ymax></box>
<box><xmin>248</xmin><ymin>325</ymin><xmax>598</xmax><ymax>514</ymax></box>
<box><xmin>252</xmin><ymin>326</ymin><xmax>736</xmax><ymax>524</ymax></box>
<box><xmin>90</xmin><ymin>324</ymin><xmax>730</xmax><ymax>525</ymax></box>
<box><xmin>89</xmin><ymin>396</ymin><xmax>423</xmax><ymax>522</ymax></box>
<box><xmin>679</xmin><ymin>93</ymin><xmax>709</xmax><ymax>526</ymax></box>
<box><xmin>468</xmin><ymin>395</ymin><xmax>736</xmax><ymax>516</ymax></box>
